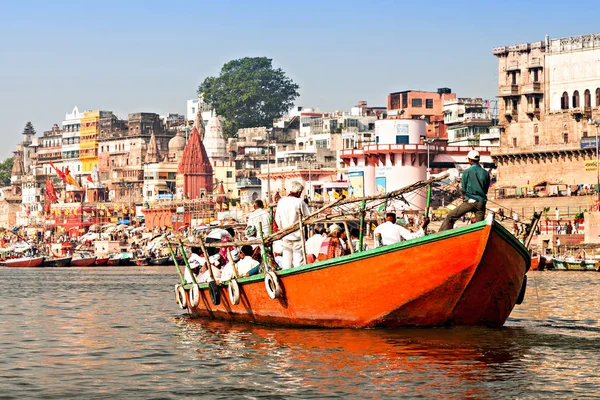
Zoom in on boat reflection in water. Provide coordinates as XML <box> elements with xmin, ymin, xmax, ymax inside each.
<box><xmin>173</xmin><ymin>318</ymin><xmax>531</xmax><ymax>398</ymax></box>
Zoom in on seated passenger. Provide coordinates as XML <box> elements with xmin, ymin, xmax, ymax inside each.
<box><xmin>218</xmin><ymin>248</ymin><xmax>242</xmax><ymax>282</ymax></box>
<box><xmin>231</xmin><ymin>245</ymin><xmax>261</xmax><ymax>277</ymax></box>
<box><xmin>305</xmin><ymin>224</ymin><xmax>326</xmax><ymax>263</ymax></box>
<box><xmin>373</xmin><ymin>212</ymin><xmax>429</xmax><ymax>248</ymax></box>
<box><xmin>350</xmin><ymin>228</ymin><xmax>368</xmax><ymax>252</ymax></box>
<box><xmin>184</xmin><ymin>248</ymin><xmax>205</xmax><ymax>283</ymax></box>
<box><xmin>317</xmin><ymin>224</ymin><xmax>348</xmax><ymax>261</ymax></box>
<box><xmin>198</xmin><ymin>254</ymin><xmax>222</xmax><ymax>283</ymax></box>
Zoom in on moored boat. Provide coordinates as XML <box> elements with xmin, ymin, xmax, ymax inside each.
<box><xmin>149</xmin><ymin>256</ymin><xmax>170</xmax><ymax>266</ymax></box>
<box><xmin>133</xmin><ymin>257</ymin><xmax>150</xmax><ymax>266</ymax></box>
<box><xmin>176</xmin><ymin>219</ymin><xmax>530</xmax><ymax>328</ymax></box>
<box><xmin>552</xmin><ymin>256</ymin><xmax>567</xmax><ymax>270</ymax></box>
<box><xmin>70</xmin><ymin>255</ymin><xmax>97</xmax><ymax>267</ymax></box>
<box><xmin>107</xmin><ymin>254</ymin><xmax>122</xmax><ymax>266</ymax></box>
<box><xmin>95</xmin><ymin>256</ymin><xmax>110</xmax><ymax>266</ymax></box>
<box><xmin>5</xmin><ymin>256</ymin><xmax>45</xmax><ymax>268</ymax></box>
<box><xmin>43</xmin><ymin>256</ymin><xmax>72</xmax><ymax>268</ymax></box>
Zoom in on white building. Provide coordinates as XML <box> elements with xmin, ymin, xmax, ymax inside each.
<box><xmin>443</xmin><ymin>98</ymin><xmax>495</xmax><ymax>146</ymax></box>
<box><xmin>546</xmin><ymin>34</ymin><xmax>600</xmax><ymax>111</ymax></box>
<box><xmin>61</xmin><ymin>106</ymin><xmax>83</xmax><ymax>178</ymax></box>
<box><xmin>186</xmin><ymin>97</ymin><xmax>212</xmax><ymax>124</ymax></box>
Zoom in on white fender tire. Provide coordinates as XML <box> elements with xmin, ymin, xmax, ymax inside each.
<box><xmin>228</xmin><ymin>279</ymin><xmax>240</xmax><ymax>305</ymax></box>
<box><xmin>264</xmin><ymin>271</ymin><xmax>281</xmax><ymax>299</ymax></box>
<box><xmin>189</xmin><ymin>283</ymin><xmax>200</xmax><ymax>307</ymax></box>
<box><xmin>177</xmin><ymin>285</ymin><xmax>188</xmax><ymax>309</ymax></box>
<box><xmin>175</xmin><ymin>284</ymin><xmax>181</xmax><ymax>305</ymax></box>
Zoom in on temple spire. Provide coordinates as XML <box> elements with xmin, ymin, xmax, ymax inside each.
<box><xmin>145</xmin><ymin>130</ymin><xmax>161</xmax><ymax>164</ymax></box>
<box><xmin>193</xmin><ymin>98</ymin><xmax>206</xmax><ymax>142</ymax></box>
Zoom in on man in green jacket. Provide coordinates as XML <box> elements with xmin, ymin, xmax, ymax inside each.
<box><xmin>439</xmin><ymin>150</ymin><xmax>490</xmax><ymax>231</ymax></box>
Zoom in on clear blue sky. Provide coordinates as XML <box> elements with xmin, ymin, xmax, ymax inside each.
<box><xmin>1</xmin><ymin>0</ymin><xmax>599</xmax><ymax>160</ymax></box>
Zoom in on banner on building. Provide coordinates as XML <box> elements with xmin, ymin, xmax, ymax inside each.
<box><xmin>375</xmin><ymin>177</ymin><xmax>387</xmax><ymax>195</ymax></box>
<box><xmin>585</xmin><ymin>160</ymin><xmax>599</xmax><ymax>171</ymax></box>
<box><xmin>348</xmin><ymin>171</ymin><xmax>364</xmax><ymax>197</ymax></box>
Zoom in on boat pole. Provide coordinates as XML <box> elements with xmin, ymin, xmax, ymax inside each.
<box><xmin>166</xmin><ymin>241</ymin><xmax>185</xmax><ymax>285</ymax></box>
<box><xmin>298</xmin><ymin>210</ymin><xmax>308</xmax><ymax>264</ymax></box>
<box><xmin>178</xmin><ymin>240</ymin><xmax>198</xmax><ymax>285</ymax></box>
<box><xmin>425</xmin><ymin>184</ymin><xmax>432</xmax><ymax>219</ymax></box>
<box><xmin>197</xmin><ymin>237</ymin><xmax>216</xmax><ymax>283</ymax></box>
<box><xmin>343</xmin><ymin>222</ymin><xmax>354</xmax><ymax>254</ymax></box>
<box><xmin>358</xmin><ymin>200</ymin><xmax>366</xmax><ymax>252</ymax></box>
<box><xmin>258</xmin><ymin>221</ymin><xmax>272</xmax><ymax>272</ymax></box>
<box><xmin>227</xmin><ymin>248</ymin><xmax>239</xmax><ymax>279</ymax></box>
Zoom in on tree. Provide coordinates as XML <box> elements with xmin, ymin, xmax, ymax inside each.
<box><xmin>0</xmin><ymin>157</ymin><xmax>14</xmax><ymax>186</ymax></box>
<box><xmin>199</xmin><ymin>57</ymin><xmax>300</xmax><ymax>138</ymax></box>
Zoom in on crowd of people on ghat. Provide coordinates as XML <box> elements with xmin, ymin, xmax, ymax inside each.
<box><xmin>183</xmin><ymin>180</ymin><xmax>434</xmax><ymax>285</ymax></box>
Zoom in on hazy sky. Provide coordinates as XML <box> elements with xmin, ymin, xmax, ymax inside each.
<box><xmin>1</xmin><ymin>0</ymin><xmax>599</xmax><ymax>160</ymax></box>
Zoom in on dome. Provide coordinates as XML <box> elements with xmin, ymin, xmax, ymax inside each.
<box><xmin>169</xmin><ymin>132</ymin><xmax>186</xmax><ymax>152</ymax></box>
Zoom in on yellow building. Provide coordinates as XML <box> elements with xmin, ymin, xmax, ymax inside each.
<box><xmin>79</xmin><ymin>110</ymin><xmax>101</xmax><ymax>173</ymax></box>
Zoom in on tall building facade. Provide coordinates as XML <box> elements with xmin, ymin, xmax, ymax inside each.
<box><xmin>80</xmin><ymin>110</ymin><xmax>102</xmax><ymax>172</ymax></box>
<box><xmin>492</xmin><ymin>33</ymin><xmax>600</xmax><ymax>188</ymax></box>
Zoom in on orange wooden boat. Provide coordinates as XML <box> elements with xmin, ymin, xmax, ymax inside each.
<box><xmin>176</xmin><ymin>219</ymin><xmax>530</xmax><ymax>328</ymax></box>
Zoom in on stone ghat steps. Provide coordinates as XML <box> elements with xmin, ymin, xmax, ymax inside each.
<box><xmin>489</xmin><ymin>195</ymin><xmax>594</xmax><ymax>220</ymax></box>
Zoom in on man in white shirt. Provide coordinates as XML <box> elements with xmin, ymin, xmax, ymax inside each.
<box><xmin>373</xmin><ymin>212</ymin><xmax>429</xmax><ymax>248</ymax></box>
<box><xmin>220</xmin><ymin>246</ymin><xmax>260</xmax><ymax>282</ymax></box>
<box><xmin>247</xmin><ymin>199</ymin><xmax>271</xmax><ymax>238</ymax></box>
<box><xmin>275</xmin><ymin>181</ymin><xmax>310</xmax><ymax>269</ymax></box>
<box><xmin>198</xmin><ymin>254</ymin><xmax>222</xmax><ymax>283</ymax></box>
<box><xmin>305</xmin><ymin>224</ymin><xmax>326</xmax><ymax>260</ymax></box>
<box><xmin>184</xmin><ymin>248</ymin><xmax>205</xmax><ymax>283</ymax></box>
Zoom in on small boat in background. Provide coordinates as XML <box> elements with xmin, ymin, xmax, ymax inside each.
<box><xmin>133</xmin><ymin>257</ymin><xmax>150</xmax><ymax>266</ymax></box>
<box><xmin>95</xmin><ymin>256</ymin><xmax>109</xmax><ymax>266</ymax></box>
<box><xmin>5</xmin><ymin>256</ymin><xmax>45</xmax><ymax>268</ymax></box>
<box><xmin>43</xmin><ymin>256</ymin><xmax>72</xmax><ymax>268</ymax></box>
<box><xmin>70</xmin><ymin>253</ymin><xmax>97</xmax><ymax>267</ymax></box>
<box><xmin>149</xmin><ymin>256</ymin><xmax>170</xmax><ymax>266</ymax></box>
<box><xmin>552</xmin><ymin>256</ymin><xmax>567</xmax><ymax>270</ymax></box>
<box><xmin>107</xmin><ymin>253</ymin><xmax>122</xmax><ymax>266</ymax></box>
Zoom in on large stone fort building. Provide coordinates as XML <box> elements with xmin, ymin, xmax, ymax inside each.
<box><xmin>492</xmin><ymin>33</ymin><xmax>600</xmax><ymax>189</ymax></box>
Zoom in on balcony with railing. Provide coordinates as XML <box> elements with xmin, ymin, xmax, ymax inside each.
<box><xmin>506</xmin><ymin>61</ymin><xmax>520</xmax><ymax>71</ymax></box>
<box><xmin>522</xmin><ymin>82</ymin><xmax>543</xmax><ymax>94</ymax></box>
<box><xmin>500</xmin><ymin>84</ymin><xmax>519</xmax><ymax>96</ymax></box>
<box><xmin>529</xmin><ymin>57</ymin><xmax>543</xmax><ymax>68</ymax></box>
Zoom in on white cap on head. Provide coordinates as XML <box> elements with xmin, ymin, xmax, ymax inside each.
<box><xmin>328</xmin><ymin>224</ymin><xmax>343</xmax><ymax>234</ymax></box>
<box><xmin>467</xmin><ymin>150</ymin><xmax>480</xmax><ymax>161</ymax></box>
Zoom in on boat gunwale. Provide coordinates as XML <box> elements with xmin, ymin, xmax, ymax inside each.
<box><xmin>185</xmin><ymin>220</ymin><xmax>530</xmax><ymax>290</ymax></box>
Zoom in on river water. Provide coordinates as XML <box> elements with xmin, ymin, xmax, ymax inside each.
<box><xmin>0</xmin><ymin>268</ymin><xmax>599</xmax><ymax>399</ymax></box>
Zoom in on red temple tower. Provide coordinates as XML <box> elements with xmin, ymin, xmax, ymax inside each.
<box><xmin>176</xmin><ymin>109</ymin><xmax>213</xmax><ymax>199</ymax></box>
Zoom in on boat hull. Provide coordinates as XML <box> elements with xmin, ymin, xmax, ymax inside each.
<box><xmin>95</xmin><ymin>257</ymin><xmax>109</xmax><ymax>266</ymax></box>
<box><xmin>5</xmin><ymin>257</ymin><xmax>45</xmax><ymax>268</ymax></box>
<box><xmin>182</xmin><ymin>220</ymin><xmax>529</xmax><ymax>328</ymax></box>
<box><xmin>43</xmin><ymin>257</ymin><xmax>72</xmax><ymax>268</ymax></box>
<box><xmin>70</xmin><ymin>257</ymin><xmax>97</xmax><ymax>267</ymax></box>
<box><xmin>149</xmin><ymin>257</ymin><xmax>170</xmax><ymax>265</ymax></box>
<box><xmin>552</xmin><ymin>259</ymin><xmax>567</xmax><ymax>270</ymax></box>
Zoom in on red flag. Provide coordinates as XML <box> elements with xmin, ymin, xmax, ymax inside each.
<box><xmin>49</xmin><ymin>161</ymin><xmax>67</xmax><ymax>182</ymax></box>
<box><xmin>87</xmin><ymin>174</ymin><xmax>93</xmax><ymax>183</ymax></box>
<box><xmin>49</xmin><ymin>161</ymin><xmax>80</xmax><ymax>189</ymax></box>
<box><xmin>45</xmin><ymin>178</ymin><xmax>58</xmax><ymax>203</ymax></box>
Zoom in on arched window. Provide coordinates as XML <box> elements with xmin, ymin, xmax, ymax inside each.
<box><xmin>561</xmin><ymin>92</ymin><xmax>569</xmax><ymax>110</ymax></box>
<box><xmin>596</xmin><ymin>88</ymin><xmax>600</xmax><ymax>107</ymax></box>
<box><xmin>572</xmin><ymin>90</ymin><xmax>580</xmax><ymax>108</ymax></box>
<box><xmin>585</xmin><ymin>89</ymin><xmax>591</xmax><ymax>108</ymax></box>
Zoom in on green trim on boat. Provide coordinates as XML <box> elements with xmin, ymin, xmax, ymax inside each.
<box><xmin>186</xmin><ymin>220</ymin><xmax>532</xmax><ymax>290</ymax></box>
